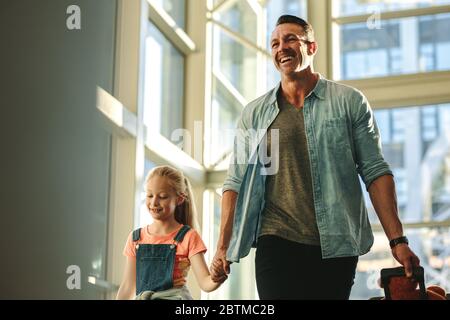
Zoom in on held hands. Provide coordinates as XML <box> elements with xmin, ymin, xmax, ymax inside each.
<box><xmin>209</xmin><ymin>248</ymin><xmax>231</xmax><ymax>283</ymax></box>
<box><xmin>391</xmin><ymin>243</ymin><xmax>421</xmax><ymax>278</ymax></box>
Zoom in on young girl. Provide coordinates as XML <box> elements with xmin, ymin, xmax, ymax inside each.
<box><xmin>116</xmin><ymin>165</ymin><xmax>226</xmax><ymax>300</ymax></box>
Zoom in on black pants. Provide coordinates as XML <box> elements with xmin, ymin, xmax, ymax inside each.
<box><xmin>255</xmin><ymin>235</ymin><xmax>358</xmax><ymax>300</ymax></box>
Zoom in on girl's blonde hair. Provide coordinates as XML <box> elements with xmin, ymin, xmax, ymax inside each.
<box><xmin>145</xmin><ymin>165</ymin><xmax>198</xmax><ymax>229</ymax></box>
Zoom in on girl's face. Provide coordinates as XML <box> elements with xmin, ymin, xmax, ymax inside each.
<box><xmin>145</xmin><ymin>176</ymin><xmax>184</xmax><ymax>222</ymax></box>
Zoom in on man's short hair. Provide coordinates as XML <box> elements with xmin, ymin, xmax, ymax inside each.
<box><xmin>276</xmin><ymin>15</ymin><xmax>315</xmax><ymax>42</ymax></box>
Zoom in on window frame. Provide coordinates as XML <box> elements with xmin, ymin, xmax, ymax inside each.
<box><xmin>326</xmin><ymin>0</ymin><xmax>450</xmax><ymax>106</ymax></box>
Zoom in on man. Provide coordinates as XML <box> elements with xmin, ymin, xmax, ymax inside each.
<box><xmin>210</xmin><ymin>15</ymin><xmax>420</xmax><ymax>300</ymax></box>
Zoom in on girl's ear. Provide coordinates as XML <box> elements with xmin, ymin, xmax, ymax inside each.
<box><xmin>177</xmin><ymin>194</ymin><xmax>185</xmax><ymax>206</ymax></box>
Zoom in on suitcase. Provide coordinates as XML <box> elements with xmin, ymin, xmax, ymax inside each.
<box><xmin>370</xmin><ymin>266</ymin><xmax>448</xmax><ymax>300</ymax></box>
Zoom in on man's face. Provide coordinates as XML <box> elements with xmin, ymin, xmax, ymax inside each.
<box><xmin>270</xmin><ymin>23</ymin><xmax>315</xmax><ymax>74</ymax></box>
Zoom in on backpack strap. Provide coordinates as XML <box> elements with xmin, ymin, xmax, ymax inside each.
<box><xmin>132</xmin><ymin>228</ymin><xmax>142</xmax><ymax>242</ymax></box>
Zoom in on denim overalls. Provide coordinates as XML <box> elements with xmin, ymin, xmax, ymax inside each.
<box><xmin>133</xmin><ymin>225</ymin><xmax>191</xmax><ymax>295</ymax></box>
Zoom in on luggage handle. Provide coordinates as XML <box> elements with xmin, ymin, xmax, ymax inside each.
<box><xmin>381</xmin><ymin>266</ymin><xmax>427</xmax><ymax>300</ymax></box>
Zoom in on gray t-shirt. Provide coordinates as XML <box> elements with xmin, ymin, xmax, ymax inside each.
<box><xmin>259</xmin><ymin>95</ymin><xmax>320</xmax><ymax>246</ymax></box>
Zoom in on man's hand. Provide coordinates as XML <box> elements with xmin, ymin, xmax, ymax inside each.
<box><xmin>391</xmin><ymin>243</ymin><xmax>420</xmax><ymax>278</ymax></box>
<box><xmin>210</xmin><ymin>248</ymin><xmax>231</xmax><ymax>283</ymax></box>
<box><xmin>209</xmin><ymin>259</ymin><xmax>228</xmax><ymax>283</ymax></box>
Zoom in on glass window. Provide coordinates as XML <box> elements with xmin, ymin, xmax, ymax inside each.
<box><xmin>350</xmin><ymin>227</ymin><xmax>450</xmax><ymax>299</ymax></box>
<box><xmin>138</xmin><ymin>160</ymin><xmax>156</xmax><ymax>228</ymax></box>
<box><xmin>363</xmin><ymin>104</ymin><xmax>450</xmax><ymax>224</ymax></box>
<box><xmin>213</xmin><ymin>27</ymin><xmax>258</xmax><ymax>102</ymax></box>
<box><xmin>153</xmin><ymin>0</ymin><xmax>186</xmax><ymax>29</ymax></box>
<box><xmin>334</xmin><ymin>0</ymin><xmax>450</xmax><ymax>18</ymax></box>
<box><xmin>337</xmin><ymin>13</ymin><xmax>450</xmax><ymax>80</ymax></box>
<box><xmin>210</xmin><ymin>25</ymin><xmax>258</xmax><ymax>165</ymax></box>
<box><xmin>216</xmin><ymin>0</ymin><xmax>257</xmax><ymax>43</ymax></box>
<box><xmin>422</xmin><ymin>106</ymin><xmax>439</xmax><ymax>141</ymax></box>
<box><xmin>210</xmin><ymin>75</ymin><xmax>243</xmax><ymax>165</ymax></box>
<box><xmin>143</xmin><ymin>22</ymin><xmax>185</xmax><ymax>141</ymax></box>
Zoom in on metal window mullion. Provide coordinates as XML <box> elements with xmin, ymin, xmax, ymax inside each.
<box><xmin>330</xmin><ymin>20</ymin><xmax>341</xmax><ymax>80</ymax></box>
<box><xmin>143</xmin><ymin>130</ymin><xmax>205</xmax><ymax>184</ymax></box>
<box><xmin>204</xmin><ymin>20</ymin><xmax>214</xmax><ymax>168</ymax></box>
<box><xmin>372</xmin><ymin>220</ymin><xmax>450</xmax><ymax>232</ymax></box>
<box><xmin>206</xmin><ymin>0</ymin><xmax>215</xmax><ymax>12</ymax></box>
<box><xmin>212</xmin><ymin>70</ymin><xmax>247</xmax><ymax>108</ymax></box>
<box><xmin>255</xmin><ymin>0</ymin><xmax>267</xmax><ymax>95</ymax></box>
<box><xmin>432</xmin><ymin>15</ymin><xmax>438</xmax><ymax>71</ymax></box>
<box><xmin>209</xmin><ymin>18</ymin><xmax>271</xmax><ymax>58</ymax></box>
<box><xmin>333</xmin><ymin>4</ymin><xmax>450</xmax><ymax>25</ymax></box>
<box><xmin>246</xmin><ymin>0</ymin><xmax>261</xmax><ymax>15</ymax></box>
<box><xmin>339</xmin><ymin>70</ymin><xmax>450</xmax><ymax>109</ymax></box>
<box><xmin>210</xmin><ymin>149</ymin><xmax>233</xmax><ymax>169</ymax></box>
<box><xmin>309</xmin><ymin>0</ymin><xmax>333</xmax><ymax>79</ymax></box>
<box><xmin>96</xmin><ymin>87</ymin><xmax>138</xmax><ymax>138</ymax></box>
<box><xmin>146</xmin><ymin>0</ymin><xmax>195</xmax><ymax>55</ymax></box>
<box><xmin>339</xmin><ymin>69</ymin><xmax>450</xmax><ymax>88</ymax></box>
<box><xmin>322</xmin><ymin>0</ymin><xmax>340</xmax><ymax>80</ymax></box>
<box><xmin>201</xmin><ymin>189</ymin><xmax>215</xmax><ymax>299</ymax></box>
<box><xmin>211</xmin><ymin>0</ymin><xmax>239</xmax><ymax>14</ymax></box>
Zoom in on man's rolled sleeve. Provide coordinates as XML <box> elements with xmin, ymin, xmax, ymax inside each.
<box><xmin>352</xmin><ymin>92</ymin><xmax>393</xmax><ymax>191</ymax></box>
<box><xmin>222</xmin><ymin>174</ymin><xmax>241</xmax><ymax>194</ymax></box>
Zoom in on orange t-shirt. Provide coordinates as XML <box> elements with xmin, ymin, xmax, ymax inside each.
<box><xmin>123</xmin><ymin>224</ymin><xmax>207</xmax><ymax>287</ymax></box>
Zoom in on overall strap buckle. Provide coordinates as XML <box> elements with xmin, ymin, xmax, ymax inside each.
<box><xmin>171</xmin><ymin>225</ymin><xmax>191</xmax><ymax>248</ymax></box>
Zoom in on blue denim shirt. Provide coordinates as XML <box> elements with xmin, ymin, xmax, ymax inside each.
<box><xmin>223</xmin><ymin>75</ymin><xmax>393</xmax><ymax>262</ymax></box>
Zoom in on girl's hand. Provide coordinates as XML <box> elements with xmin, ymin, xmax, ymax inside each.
<box><xmin>210</xmin><ymin>259</ymin><xmax>228</xmax><ymax>283</ymax></box>
<box><xmin>210</xmin><ymin>248</ymin><xmax>231</xmax><ymax>282</ymax></box>
<box><xmin>190</xmin><ymin>253</ymin><xmax>226</xmax><ymax>292</ymax></box>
